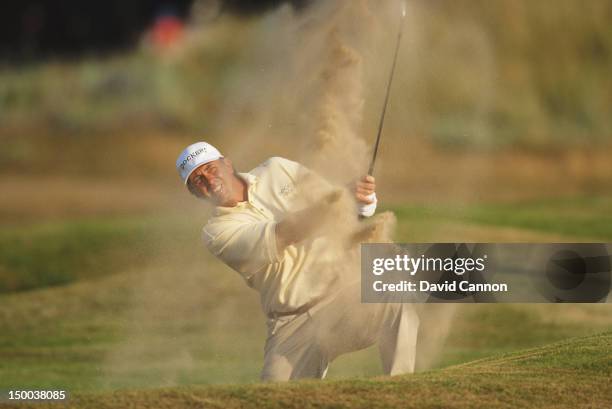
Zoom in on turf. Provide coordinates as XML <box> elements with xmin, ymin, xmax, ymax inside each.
<box><xmin>0</xmin><ymin>214</ymin><xmax>205</xmax><ymax>293</ymax></box>
<box><xmin>3</xmin><ymin>195</ymin><xmax>611</xmax><ymax>293</ymax></box>
<box><xmin>2</xmin><ymin>332</ymin><xmax>610</xmax><ymax>409</ymax></box>
<box><xmin>0</xmin><ymin>196</ymin><xmax>610</xmax><ymax>395</ymax></box>
<box><xmin>0</xmin><ymin>218</ymin><xmax>149</xmax><ymax>292</ymax></box>
<box><xmin>390</xmin><ymin>195</ymin><xmax>612</xmax><ymax>241</ymax></box>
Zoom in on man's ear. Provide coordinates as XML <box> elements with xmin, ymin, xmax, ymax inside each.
<box><xmin>222</xmin><ymin>157</ymin><xmax>233</xmax><ymax>169</ymax></box>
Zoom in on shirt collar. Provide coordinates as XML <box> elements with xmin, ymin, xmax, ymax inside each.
<box><xmin>238</xmin><ymin>172</ymin><xmax>258</xmax><ymax>189</ymax></box>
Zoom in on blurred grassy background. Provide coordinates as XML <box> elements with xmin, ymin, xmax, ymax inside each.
<box><xmin>1</xmin><ymin>0</ymin><xmax>611</xmax><ymax>393</ymax></box>
<box><xmin>1</xmin><ymin>1</ymin><xmax>611</xmax><ymax>172</ymax></box>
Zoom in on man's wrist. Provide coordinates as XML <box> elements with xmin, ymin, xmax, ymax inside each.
<box><xmin>358</xmin><ymin>193</ymin><xmax>377</xmax><ymax>217</ymax></box>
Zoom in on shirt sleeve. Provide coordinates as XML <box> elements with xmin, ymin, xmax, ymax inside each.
<box><xmin>203</xmin><ymin>218</ymin><xmax>280</xmax><ymax>281</ymax></box>
<box><xmin>267</xmin><ymin>157</ymin><xmax>337</xmax><ymax>200</ymax></box>
<box><xmin>276</xmin><ymin>158</ymin><xmax>376</xmax><ymax>216</ymax></box>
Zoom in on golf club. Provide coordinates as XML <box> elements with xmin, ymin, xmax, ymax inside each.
<box><xmin>368</xmin><ymin>0</ymin><xmax>407</xmax><ymax>176</ymax></box>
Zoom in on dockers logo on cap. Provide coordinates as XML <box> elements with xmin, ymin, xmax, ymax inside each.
<box><xmin>179</xmin><ymin>148</ymin><xmax>205</xmax><ymax>170</ymax></box>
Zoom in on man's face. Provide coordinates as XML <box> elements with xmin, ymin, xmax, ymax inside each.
<box><xmin>187</xmin><ymin>158</ymin><xmax>238</xmax><ymax>206</ymax></box>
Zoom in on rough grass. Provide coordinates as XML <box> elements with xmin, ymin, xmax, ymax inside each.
<box><xmin>0</xmin><ymin>196</ymin><xmax>611</xmax><ymax>394</ymax></box>
<box><xmin>2</xmin><ymin>332</ymin><xmax>610</xmax><ymax>409</ymax></box>
<box><xmin>390</xmin><ymin>195</ymin><xmax>612</xmax><ymax>241</ymax></box>
<box><xmin>2</xmin><ymin>195</ymin><xmax>611</xmax><ymax>293</ymax></box>
<box><xmin>0</xmin><ymin>235</ymin><xmax>610</xmax><ymax>391</ymax></box>
<box><xmin>0</xmin><ymin>218</ymin><xmax>150</xmax><ymax>292</ymax></box>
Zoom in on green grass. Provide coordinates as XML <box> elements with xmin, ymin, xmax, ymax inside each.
<box><xmin>0</xmin><ymin>196</ymin><xmax>610</xmax><ymax>394</ymax></box>
<box><xmin>0</xmin><ymin>218</ymin><xmax>151</xmax><ymax>292</ymax></box>
<box><xmin>390</xmin><ymin>195</ymin><xmax>612</xmax><ymax>241</ymax></box>
<box><xmin>2</xmin><ymin>195</ymin><xmax>610</xmax><ymax>293</ymax></box>
<box><xmin>2</xmin><ymin>332</ymin><xmax>610</xmax><ymax>409</ymax></box>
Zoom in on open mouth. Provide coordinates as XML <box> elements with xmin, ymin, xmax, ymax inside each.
<box><xmin>209</xmin><ymin>180</ymin><xmax>224</xmax><ymax>199</ymax></box>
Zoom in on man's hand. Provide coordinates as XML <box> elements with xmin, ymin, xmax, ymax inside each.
<box><xmin>354</xmin><ymin>175</ymin><xmax>377</xmax><ymax>218</ymax></box>
<box><xmin>354</xmin><ymin>175</ymin><xmax>376</xmax><ymax>204</ymax></box>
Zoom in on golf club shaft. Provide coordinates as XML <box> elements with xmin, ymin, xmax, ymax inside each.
<box><xmin>368</xmin><ymin>1</ymin><xmax>406</xmax><ymax>176</ymax></box>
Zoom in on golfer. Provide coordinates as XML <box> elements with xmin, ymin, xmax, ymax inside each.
<box><xmin>176</xmin><ymin>141</ymin><xmax>419</xmax><ymax>381</ymax></box>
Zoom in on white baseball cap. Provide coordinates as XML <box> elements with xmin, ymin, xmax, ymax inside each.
<box><xmin>176</xmin><ymin>141</ymin><xmax>223</xmax><ymax>184</ymax></box>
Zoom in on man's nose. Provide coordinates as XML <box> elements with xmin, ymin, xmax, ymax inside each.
<box><xmin>203</xmin><ymin>173</ymin><xmax>215</xmax><ymax>187</ymax></box>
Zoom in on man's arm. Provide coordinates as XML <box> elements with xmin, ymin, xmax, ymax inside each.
<box><xmin>275</xmin><ymin>190</ymin><xmax>343</xmax><ymax>250</ymax></box>
<box><xmin>275</xmin><ymin>174</ymin><xmax>378</xmax><ymax>250</ymax></box>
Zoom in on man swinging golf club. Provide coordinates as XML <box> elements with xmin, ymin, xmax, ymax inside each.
<box><xmin>175</xmin><ymin>0</ymin><xmax>416</xmax><ymax>381</ymax></box>
<box><xmin>176</xmin><ymin>143</ymin><xmax>418</xmax><ymax>381</ymax></box>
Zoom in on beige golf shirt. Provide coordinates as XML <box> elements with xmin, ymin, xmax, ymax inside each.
<box><xmin>203</xmin><ymin>157</ymin><xmax>341</xmax><ymax>316</ymax></box>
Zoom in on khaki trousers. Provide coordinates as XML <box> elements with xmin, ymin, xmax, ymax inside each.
<box><xmin>260</xmin><ymin>283</ymin><xmax>420</xmax><ymax>381</ymax></box>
